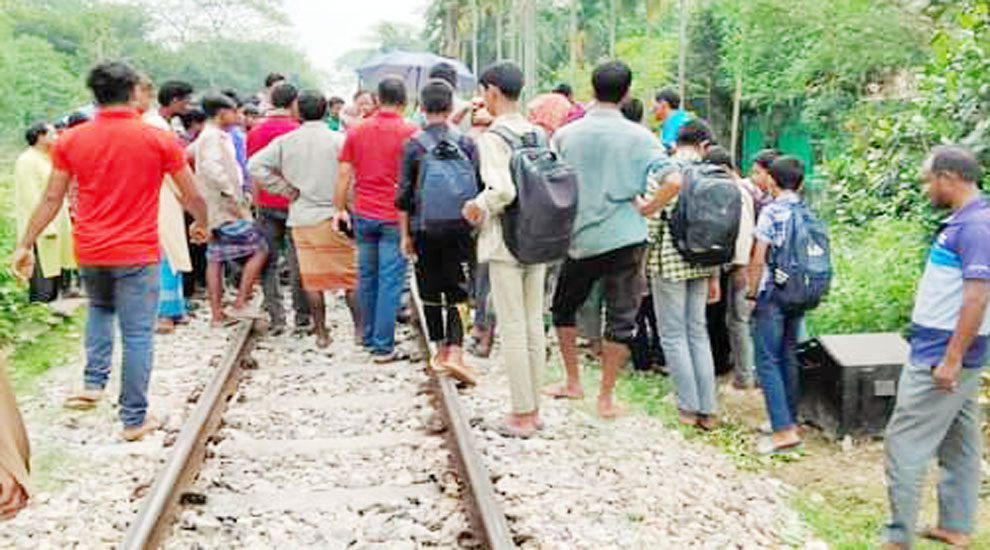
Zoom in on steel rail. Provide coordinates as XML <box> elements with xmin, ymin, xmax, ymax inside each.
<box><xmin>407</xmin><ymin>276</ymin><xmax>516</xmax><ymax>550</ymax></box>
<box><xmin>121</xmin><ymin>321</ymin><xmax>256</xmax><ymax>550</ymax></box>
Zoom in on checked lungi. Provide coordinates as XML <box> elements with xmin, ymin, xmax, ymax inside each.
<box><xmin>207</xmin><ymin>220</ymin><xmax>268</xmax><ymax>264</ymax></box>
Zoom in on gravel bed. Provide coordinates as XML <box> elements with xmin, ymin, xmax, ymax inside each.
<box><xmin>457</xmin><ymin>348</ymin><xmax>826</xmax><ymax>549</ymax></box>
<box><xmin>164</xmin><ymin>296</ymin><xmax>477</xmax><ymax>549</ymax></box>
<box><xmin>0</xmin><ymin>301</ymin><xmax>237</xmax><ymax>550</ymax></box>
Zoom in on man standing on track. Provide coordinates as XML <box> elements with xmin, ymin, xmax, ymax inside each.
<box><xmin>250</xmin><ymin>90</ymin><xmax>360</xmax><ymax>349</ymax></box>
<box><xmin>248</xmin><ymin>82</ymin><xmax>311</xmax><ymax>337</ymax></box>
<box><xmin>11</xmin><ymin>61</ymin><xmax>209</xmax><ymax>442</ymax></box>
<box><xmin>334</xmin><ymin>77</ymin><xmax>418</xmax><ymax>363</ymax></box>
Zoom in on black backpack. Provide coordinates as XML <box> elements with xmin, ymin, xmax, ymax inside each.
<box><xmin>770</xmin><ymin>202</ymin><xmax>832</xmax><ymax>312</ymax></box>
<box><xmin>667</xmin><ymin>163</ymin><xmax>742</xmax><ymax>267</ymax></box>
<box><xmin>491</xmin><ymin>127</ymin><xmax>579</xmax><ymax>264</ymax></box>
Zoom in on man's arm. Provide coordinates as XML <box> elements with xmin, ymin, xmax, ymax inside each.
<box><xmin>171</xmin><ymin>166</ymin><xmax>209</xmax><ymax>227</ymax></box>
<box><xmin>934</xmin><ymin>279</ymin><xmax>990</xmax><ymax>392</ymax></box>
<box><xmin>248</xmin><ymin>141</ymin><xmax>297</xmax><ymax>199</ymax></box>
<box><xmin>747</xmin><ymin>240</ymin><xmax>770</xmax><ymax>298</ymax></box>
<box><xmin>332</xmin><ymin>161</ymin><xmax>354</xmax><ymax>230</ymax></box>
<box><xmin>334</xmin><ymin>161</ymin><xmax>353</xmax><ymax>211</ymax></box>
<box><xmin>636</xmin><ymin>171</ymin><xmax>682</xmax><ymax>218</ymax></box>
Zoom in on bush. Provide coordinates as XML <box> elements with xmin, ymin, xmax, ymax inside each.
<box><xmin>807</xmin><ymin>217</ymin><xmax>929</xmax><ymax>336</ymax></box>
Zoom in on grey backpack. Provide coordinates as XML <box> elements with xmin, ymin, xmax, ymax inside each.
<box><xmin>667</xmin><ymin>163</ymin><xmax>742</xmax><ymax>267</ymax></box>
<box><xmin>491</xmin><ymin>127</ymin><xmax>578</xmax><ymax>264</ymax></box>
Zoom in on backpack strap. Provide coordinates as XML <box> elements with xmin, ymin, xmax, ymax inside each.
<box><xmin>490</xmin><ymin>126</ymin><xmax>523</xmax><ymax>150</ymax></box>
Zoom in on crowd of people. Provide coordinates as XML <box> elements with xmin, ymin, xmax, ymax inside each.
<box><xmin>2</xmin><ymin>55</ymin><xmax>988</xmax><ymax>549</ymax></box>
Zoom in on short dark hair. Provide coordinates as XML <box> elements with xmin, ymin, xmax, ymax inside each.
<box><xmin>592</xmin><ymin>61</ymin><xmax>632</xmax><ymax>104</ymax></box>
<box><xmin>479</xmin><ymin>61</ymin><xmax>524</xmax><ymax>101</ymax></box>
<box><xmin>707</xmin><ymin>145</ymin><xmax>735</xmax><ymax>171</ymax></box>
<box><xmin>242</xmin><ymin>104</ymin><xmax>261</xmax><ymax>117</ymax></box>
<box><xmin>86</xmin><ymin>61</ymin><xmax>139</xmax><ymax>105</ymax></box>
<box><xmin>929</xmin><ymin>145</ymin><xmax>981</xmax><ymax>185</ymax></box>
<box><xmin>271</xmin><ymin>83</ymin><xmax>298</xmax><ymax>109</ymax></box>
<box><xmin>297</xmin><ymin>90</ymin><xmax>328</xmax><ymax>121</ymax></box>
<box><xmin>24</xmin><ymin>122</ymin><xmax>49</xmax><ymax>146</ymax></box>
<box><xmin>428</xmin><ymin>62</ymin><xmax>458</xmax><ymax>89</ymax></box>
<box><xmin>221</xmin><ymin>88</ymin><xmax>242</xmax><ymax>107</ymax></box>
<box><xmin>553</xmin><ymin>83</ymin><xmax>573</xmax><ymax>99</ymax></box>
<box><xmin>265</xmin><ymin>72</ymin><xmax>285</xmax><ymax>88</ymax></box>
<box><xmin>421</xmin><ymin>79</ymin><xmax>454</xmax><ymax>114</ymax></box>
<box><xmin>329</xmin><ymin>96</ymin><xmax>345</xmax><ymax>107</ymax></box>
<box><xmin>201</xmin><ymin>94</ymin><xmax>238</xmax><ymax>119</ymax></box>
<box><xmin>158</xmin><ymin>80</ymin><xmax>193</xmax><ymax>107</ymax></box>
<box><xmin>620</xmin><ymin>98</ymin><xmax>644</xmax><ymax>123</ymax></box>
<box><xmin>753</xmin><ymin>149</ymin><xmax>779</xmax><ymax>170</ymax></box>
<box><xmin>655</xmin><ymin>88</ymin><xmax>681</xmax><ymax>109</ymax></box>
<box><xmin>181</xmin><ymin>108</ymin><xmax>206</xmax><ymax>127</ymax></box>
<box><xmin>377</xmin><ymin>76</ymin><xmax>407</xmax><ymax>106</ymax></box>
<box><xmin>676</xmin><ymin>119</ymin><xmax>711</xmax><ymax>146</ymax></box>
<box><xmin>770</xmin><ymin>156</ymin><xmax>805</xmax><ymax>191</ymax></box>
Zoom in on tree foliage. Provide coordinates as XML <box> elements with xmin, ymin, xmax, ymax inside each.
<box><xmin>0</xmin><ymin>0</ymin><xmax>321</xmax><ymax>137</ymax></box>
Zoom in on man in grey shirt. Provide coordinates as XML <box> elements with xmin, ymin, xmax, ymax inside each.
<box><xmin>249</xmin><ymin>90</ymin><xmax>359</xmax><ymax>348</ymax></box>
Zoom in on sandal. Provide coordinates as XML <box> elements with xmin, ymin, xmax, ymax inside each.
<box><xmin>64</xmin><ymin>391</ymin><xmax>102</xmax><ymax>410</ymax></box>
<box><xmin>496</xmin><ymin>420</ymin><xmax>537</xmax><ymax>439</ymax></box>
<box><xmin>210</xmin><ymin>317</ymin><xmax>239</xmax><ymax>329</ymax></box>
<box><xmin>756</xmin><ymin>437</ymin><xmax>804</xmax><ymax>456</ymax></box>
<box><xmin>919</xmin><ymin>527</ymin><xmax>971</xmax><ymax>548</ymax></box>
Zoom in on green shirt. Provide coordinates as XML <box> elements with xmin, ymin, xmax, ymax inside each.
<box><xmin>324</xmin><ymin>115</ymin><xmax>341</xmax><ymax>132</ymax></box>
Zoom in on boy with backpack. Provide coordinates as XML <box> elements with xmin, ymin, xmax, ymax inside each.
<box><xmin>462</xmin><ymin>61</ymin><xmax>565</xmax><ymax>437</ymax></box>
<box><xmin>746</xmin><ymin>156</ymin><xmax>831</xmax><ymax>454</ymax></box>
<box><xmin>397</xmin><ymin>79</ymin><xmax>480</xmax><ymax>385</ymax></box>
<box><xmin>544</xmin><ymin>61</ymin><xmax>667</xmax><ymax>418</ymax></box>
<box><xmin>636</xmin><ymin>120</ymin><xmax>737</xmax><ymax>429</ymax></box>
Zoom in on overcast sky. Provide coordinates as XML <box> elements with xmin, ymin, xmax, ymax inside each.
<box><xmin>284</xmin><ymin>0</ymin><xmax>428</xmax><ymax>93</ymax></box>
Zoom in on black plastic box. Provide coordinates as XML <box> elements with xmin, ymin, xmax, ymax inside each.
<box><xmin>798</xmin><ymin>333</ymin><xmax>909</xmax><ymax>438</ymax></box>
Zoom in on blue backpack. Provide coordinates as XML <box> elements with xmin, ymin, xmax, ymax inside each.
<box><xmin>413</xmin><ymin>129</ymin><xmax>478</xmax><ymax>234</ymax></box>
<box><xmin>770</xmin><ymin>202</ymin><xmax>832</xmax><ymax>313</ymax></box>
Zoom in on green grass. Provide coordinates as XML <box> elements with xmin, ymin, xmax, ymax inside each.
<box><xmin>8</xmin><ymin>309</ymin><xmax>83</xmax><ymax>394</ymax></box>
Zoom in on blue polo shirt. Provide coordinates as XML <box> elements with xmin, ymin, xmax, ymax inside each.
<box><xmin>910</xmin><ymin>196</ymin><xmax>990</xmax><ymax>369</ymax></box>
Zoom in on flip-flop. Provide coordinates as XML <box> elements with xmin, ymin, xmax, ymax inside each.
<box><xmin>919</xmin><ymin>528</ymin><xmax>971</xmax><ymax>548</ymax></box>
<box><xmin>441</xmin><ymin>361</ymin><xmax>478</xmax><ymax>386</ymax></box>
<box><xmin>495</xmin><ymin>422</ymin><xmax>537</xmax><ymax>439</ymax></box>
<box><xmin>64</xmin><ymin>394</ymin><xmax>100</xmax><ymax>410</ymax></box>
<box><xmin>756</xmin><ymin>437</ymin><xmax>804</xmax><ymax>456</ymax></box>
<box><xmin>210</xmin><ymin>317</ymin><xmax>239</xmax><ymax>329</ymax></box>
<box><xmin>542</xmin><ymin>383</ymin><xmax>585</xmax><ymax>399</ymax></box>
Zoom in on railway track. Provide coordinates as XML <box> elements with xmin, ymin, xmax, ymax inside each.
<box><xmin>121</xmin><ymin>284</ymin><xmax>514</xmax><ymax>549</ymax></box>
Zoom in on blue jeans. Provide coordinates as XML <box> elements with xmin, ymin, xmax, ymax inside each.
<box><xmin>80</xmin><ymin>265</ymin><xmax>160</xmax><ymax>427</ymax></box>
<box><xmin>354</xmin><ymin>216</ymin><xmax>407</xmax><ymax>355</ymax></box>
<box><xmin>884</xmin><ymin>364</ymin><xmax>983</xmax><ymax>545</ymax></box>
<box><xmin>752</xmin><ymin>297</ymin><xmax>803</xmax><ymax>432</ymax></box>
<box><xmin>654</xmin><ymin>277</ymin><xmax>717</xmax><ymax>415</ymax></box>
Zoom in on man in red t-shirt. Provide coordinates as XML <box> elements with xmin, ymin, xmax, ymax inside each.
<box><xmin>334</xmin><ymin>77</ymin><xmax>417</xmax><ymax>362</ymax></box>
<box><xmin>246</xmin><ymin>82</ymin><xmax>310</xmax><ymax>336</ymax></box>
<box><xmin>11</xmin><ymin>61</ymin><xmax>208</xmax><ymax>442</ymax></box>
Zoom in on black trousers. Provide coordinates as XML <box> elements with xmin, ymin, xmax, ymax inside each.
<box><xmin>414</xmin><ymin>231</ymin><xmax>473</xmax><ymax>345</ymax></box>
<box><xmin>551</xmin><ymin>243</ymin><xmax>648</xmax><ymax>344</ymax></box>
<box><xmin>28</xmin><ymin>250</ymin><xmax>60</xmax><ymax>303</ymax></box>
